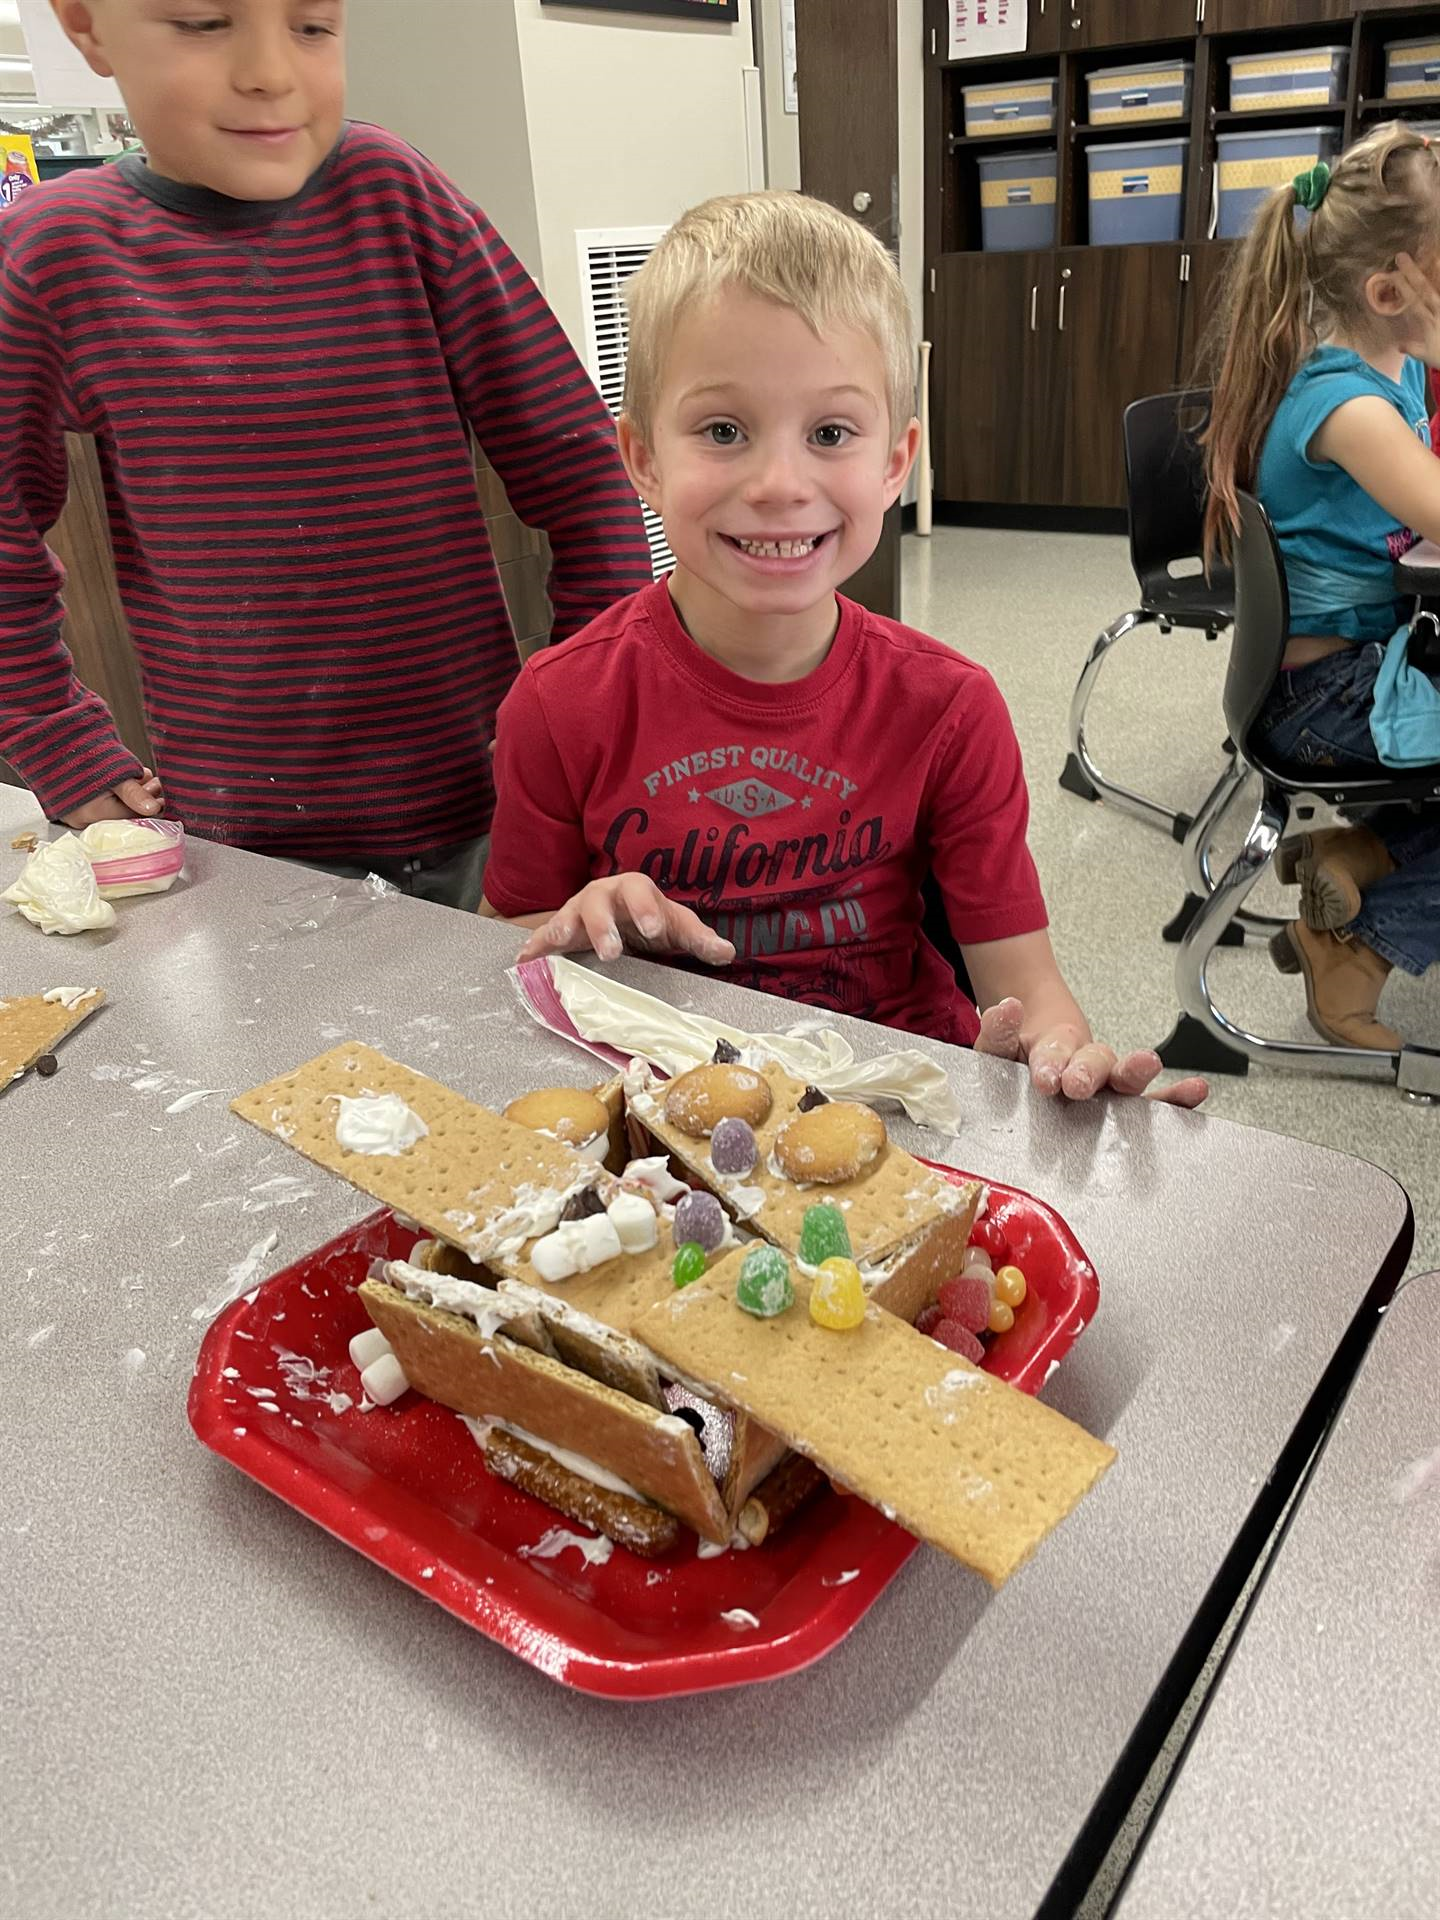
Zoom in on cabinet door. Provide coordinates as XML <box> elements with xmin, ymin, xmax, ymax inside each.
<box><xmin>1027</xmin><ymin>0</ymin><xmax>1063</xmax><ymax>53</ymax></box>
<box><xmin>1204</xmin><ymin>0</ymin><xmax>1349</xmax><ymax>31</ymax></box>
<box><xmin>1074</xmin><ymin>1</ymin><xmax>1199</xmax><ymax>50</ymax></box>
<box><xmin>1056</xmin><ymin>247</ymin><xmax>1186</xmax><ymax>509</ymax></box>
<box><xmin>1178</xmin><ymin>240</ymin><xmax>1237</xmax><ymax>387</ymax></box>
<box><xmin>933</xmin><ymin>252</ymin><xmax>1057</xmax><ymax>506</ymax></box>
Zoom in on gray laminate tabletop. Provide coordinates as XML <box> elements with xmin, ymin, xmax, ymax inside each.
<box><xmin>1120</xmin><ymin>1270</ymin><xmax>1440</xmax><ymax>1920</ymax></box>
<box><xmin>0</xmin><ymin>786</ymin><xmax>1413</xmax><ymax>1920</ymax></box>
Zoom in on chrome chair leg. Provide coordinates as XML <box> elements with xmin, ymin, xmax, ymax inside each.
<box><xmin>1180</xmin><ymin>750</ymin><xmax>1287</xmax><ymax>944</ymax></box>
<box><xmin>1062</xmin><ymin>611</ymin><xmax>1195</xmax><ymax>835</ymax></box>
<box><xmin>1173</xmin><ymin>784</ymin><xmax>1398</xmax><ymax>1082</ymax></box>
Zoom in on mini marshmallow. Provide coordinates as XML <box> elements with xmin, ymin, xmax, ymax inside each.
<box><xmin>622</xmin><ymin>1155</ymin><xmax>689</xmax><ymax>1205</ymax></box>
<box><xmin>570</xmin><ymin>1212</ymin><xmax>623</xmax><ymax>1269</ymax></box>
<box><xmin>359</xmin><ymin>1351</ymin><xmax>410</xmax><ymax>1407</ymax></box>
<box><xmin>348</xmin><ymin>1326</ymin><xmax>393</xmax><ymax>1372</ymax></box>
<box><xmin>606</xmin><ymin>1190</ymin><xmax>658</xmax><ymax>1254</ymax></box>
<box><xmin>576</xmin><ymin>1131</ymin><xmax>610</xmax><ymax>1164</ymax></box>
<box><xmin>530</xmin><ymin>1229</ymin><xmax>580</xmax><ymax>1284</ymax></box>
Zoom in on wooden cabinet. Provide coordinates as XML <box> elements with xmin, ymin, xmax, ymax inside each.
<box><xmin>1073</xmin><ymin>1</ymin><xmax>1200</xmax><ymax>49</ymax></box>
<box><xmin>1056</xmin><ymin>248</ymin><xmax>1185</xmax><ymax>505</ymax></box>
<box><xmin>1203</xmin><ymin>0</ymin><xmax>1350</xmax><ymax>30</ymax></box>
<box><xmin>1028</xmin><ymin>0</ymin><xmax>1064</xmax><ymax>55</ymax></box>
<box><xmin>934</xmin><ymin>252</ymin><xmax>1059</xmax><ymax>505</ymax></box>
<box><xmin>1178</xmin><ymin>239</ymin><xmax>1236</xmax><ymax>385</ymax></box>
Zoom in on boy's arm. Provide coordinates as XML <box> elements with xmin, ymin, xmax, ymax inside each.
<box><xmin>0</xmin><ymin>256</ymin><xmax>148</xmax><ymax>820</ymax></box>
<box><xmin>433</xmin><ymin>213</ymin><xmax>653</xmax><ymax>642</ymax></box>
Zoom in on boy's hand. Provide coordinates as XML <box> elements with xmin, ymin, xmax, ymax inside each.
<box><xmin>975</xmin><ymin>998</ymin><xmax>1208</xmax><ymax>1108</ymax></box>
<box><xmin>515</xmin><ymin>874</ymin><xmax>736</xmax><ymax>967</ymax></box>
<box><xmin>60</xmin><ymin>768</ymin><xmax>165</xmax><ymax>828</ymax></box>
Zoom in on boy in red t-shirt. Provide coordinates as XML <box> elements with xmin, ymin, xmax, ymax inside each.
<box><xmin>482</xmin><ymin>192</ymin><xmax>1205</xmax><ymax>1105</ymax></box>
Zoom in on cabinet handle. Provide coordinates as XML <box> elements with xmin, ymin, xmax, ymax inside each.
<box><xmin>1030</xmin><ymin>285</ymin><xmax>1038</xmax><ymax>332</ymax></box>
<box><xmin>1179</xmin><ymin>252</ymin><xmax>1190</xmax><ymax>283</ymax></box>
<box><xmin>1058</xmin><ymin>284</ymin><xmax>1067</xmax><ymax>331</ymax></box>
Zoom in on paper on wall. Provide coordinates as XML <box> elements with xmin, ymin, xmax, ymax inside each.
<box><xmin>16</xmin><ymin>0</ymin><xmax>125</xmax><ymax>109</ymax></box>
<box><xmin>948</xmin><ymin>0</ymin><xmax>1028</xmax><ymax>62</ymax></box>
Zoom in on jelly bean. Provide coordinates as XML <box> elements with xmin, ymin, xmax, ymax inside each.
<box><xmin>931</xmin><ymin>1319</ymin><xmax>985</xmax><ymax>1363</ymax></box>
<box><xmin>937</xmin><ymin>1274</ymin><xmax>992</xmax><ymax>1335</ymax></box>
<box><xmin>798</xmin><ymin>1201</ymin><xmax>851</xmax><ymax>1266</ymax></box>
<box><xmin>672</xmin><ymin>1241</ymin><xmax>707</xmax><ymax>1289</ymax></box>
<box><xmin>735</xmin><ymin>1245</ymin><xmax>794</xmax><ymax>1318</ymax></box>
<box><xmin>710</xmin><ymin>1115</ymin><xmax>758</xmax><ymax>1177</ymax></box>
<box><xmin>673</xmin><ymin>1188</ymin><xmax>727</xmax><ymax>1252</ymax></box>
<box><xmin>968</xmin><ymin>1218</ymin><xmax>1009</xmax><ymax>1263</ymax></box>
<box><xmin>987</xmin><ymin>1298</ymin><xmax>1015</xmax><ymax>1335</ymax></box>
<box><xmin>809</xmin><ymin>1256</ymin><xmax>865</xmax><ymax>1330</ymax></box>
<box><xmin>995</xmin><ymin>1264</ymin><xmax>1027</xmax><ymax>1309</ymax></box>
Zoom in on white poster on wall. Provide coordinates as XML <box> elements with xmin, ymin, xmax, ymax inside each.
<box><xmin>16</xmin><ymin>0</ymin><xmax>124</xmax><ymax>108</ymax></box>
<box><xmin>780</xmin><ymin>0</ymin><xmax>798</xmax><ymax>115</ymax></box>
<box><xmin>948</xmin><ymin>0</ymin><xmax>1028</xmax><ymax>61</ymax></box>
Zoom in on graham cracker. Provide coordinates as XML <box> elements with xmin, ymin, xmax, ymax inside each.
<box><xmin>0</xmin><ymin>988</ymin><xmax>105</xmax><ymax>1090</ymax></box>
<box><xmin>626</xmin><ymin>1060</ymin><xmax>982</xmax><ymax>1294</ymax></box>
<box><xmin>231</xmin><ymin>1044</ymin><xmax>595</xmax><ymax>1262</ymax></box>
<box><xmin>359</xmin><ymin>1276</ymin><xmax>730</xmax><ymax>1543</ymax></box>
<box><xmin>497</xmin><ymin>1278</ymin><xmax>667</xmax><ymax>1410</ymax></box>
<box><xmin>636</xmin><ymin>1274</ymin><xmax>1116</xmax><ymax>1587</ymax></box>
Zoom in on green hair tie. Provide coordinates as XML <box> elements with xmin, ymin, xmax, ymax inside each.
<box><xmin>1292</xmin><ymin>162</ymin><xmax>1331</xmax><ymax>213</ymax></box>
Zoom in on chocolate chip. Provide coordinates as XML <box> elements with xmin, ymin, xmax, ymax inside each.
<box><xmin>712</xmin><ymin>1039</ymin><xmax>741</xmax><ymax>1064</ymax></box>
<box><xmin>559</xmin><ymin>1187</ymin><xmax>606</xmax><ymax>1223</ymax></box>
<box><xmin>797</xmin><ymin>1085</ymin><xmax>828</xmax><ymax>1111</ymax></box>
<box><xmin>35</xmin><ymin>1054</ymin><xmax>59</xmax><ymax>1078</ymax></box>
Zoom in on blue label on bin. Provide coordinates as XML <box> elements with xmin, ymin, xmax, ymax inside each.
<box><xmin>1122</xmin><ymin>174</ymin><xmax>1150</xmax><ymax>195</ymax></box>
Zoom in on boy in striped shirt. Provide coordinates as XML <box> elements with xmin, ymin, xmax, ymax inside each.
<box><xmin>0</xmin><ymin>0</ymin><xmax>651</xmax><ymax>906</ymax></box>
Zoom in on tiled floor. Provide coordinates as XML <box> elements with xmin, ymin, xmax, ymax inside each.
<box><xmin>903</xmin><ymin>523</ymin><xmax>1437</xmax><ymax>1278</ymax></box>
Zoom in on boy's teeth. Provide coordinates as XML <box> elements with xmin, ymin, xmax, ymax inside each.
<box><xmin>737</xmin><ymin>536</ymin><xmax>819</xmax><ymax>558</ymax></box>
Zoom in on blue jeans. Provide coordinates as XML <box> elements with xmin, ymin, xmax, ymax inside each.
<box><xmin>1254</xmin><ymin>645</ymin><xmax>1440</xmax><ymax>976</ymax></box>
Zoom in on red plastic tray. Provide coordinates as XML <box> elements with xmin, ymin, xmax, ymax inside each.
<box><xmin>188</xmin><ymin>1167</ymin><xmax>1099</xmax><ymax>1698</ymax></box>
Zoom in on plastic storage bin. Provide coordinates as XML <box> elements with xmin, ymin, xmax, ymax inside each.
<box><xmin>978</xmin><ymin>148</ymin><xmax>1058</xmax><ymax>252</ymax></box>
<box><xmin>1087</xmin><ymin>60</ymin><xmax>1193</xmax><ymax>127</ymax></box>
<box><xmin>1385</xmin><ymin>38</ymin><xmax>1440</xmax><ymax>103</ymax></box>
<box><xmin>1215</xmin><ymin>126</ymin><xmax>1342</xmax><ymax>240</ymax></box>
<box><xmin>962</xmin><ymin>75</ymin><xmax>1058</xmax><ymax>139</ymax></box>
<box><xmin>1086</xmin><ymin>138</ymin><xmax>1189</xmax><ymax>246</ymax></box>
<box><xmin>1227</xmin><ymin>46</ymin><xmax>1349</xmax><ymax>112</ymax></box>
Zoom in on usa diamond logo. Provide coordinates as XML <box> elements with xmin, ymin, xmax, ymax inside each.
<box><xmin>706</xmin><ymin>780</ymin><xmax>795</xmax><ymax>819</ymax></box>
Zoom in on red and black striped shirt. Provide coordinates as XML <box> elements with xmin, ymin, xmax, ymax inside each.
<box><xmin>0</xmin><ymin>122</ymin><xmax>651</xmax><ymax>856</ymax></box>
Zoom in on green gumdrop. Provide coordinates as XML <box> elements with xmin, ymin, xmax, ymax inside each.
<box><xmin>798</xmin><ymin>1202</ymin><xmax>851</xmax><ymax>1266</ymax></box>
<box><xmin>672</xmin><ymin>1241</ymin><xmax>707</xmax><ymax>1290</ymax></box>
<box><xmin>736</xmin><ymin>1245</ymin><xmax>795</xmax><ymax>1319</ymax></box>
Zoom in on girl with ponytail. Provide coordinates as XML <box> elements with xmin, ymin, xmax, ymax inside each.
<box><xmin>1204</xmin><ymin>123</ymin><xmax>1440</xmax><ymax>1051</ymax></box>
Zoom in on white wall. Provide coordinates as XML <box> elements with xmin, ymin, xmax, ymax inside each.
<box><xmin>345</xmin><ymin>0</ymin><xmax>543</xmax><ymax>282</ymax></box>
<box><xmin>755</xmin><ymin>0</ymin><xmax>800</xmax><ymax>190</ymax></box>
<box><xmin>510</xmin><ymin>0</ymin><xmax>756</xmax><ymax>350</ymax></box>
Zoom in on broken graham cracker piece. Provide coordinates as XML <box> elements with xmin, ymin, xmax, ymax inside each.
<box><xmin>636</xmin><ymin>1279</ymin><xmax>1115</xmax><ymax>1587</ymax></box>
<box><xmin>231</xmin><ymin>1044</ymin><xmax>595</xmax><ymax>1263</ymax></box>
<box><xmin>359</xmin><ymin>1276</ymin><xmax>730</xmax><ymax>1544</ymax></box>
<box><xmin>0</xmin><ymin>987</ymin><xmax>105</xmax><ymax>1090</ymax></box>
<box><xmin>626</xmin><ymin>1058</ymin><xmax>980</xmax><ymax>1324</ymax></box>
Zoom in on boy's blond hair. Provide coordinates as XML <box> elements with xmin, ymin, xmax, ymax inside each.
<box><xmin>622</xmin><ymin>190</ymin><xmax>916</xmax><ymax>437</ymax></box>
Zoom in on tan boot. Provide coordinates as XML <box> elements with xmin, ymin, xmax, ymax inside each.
<box><xmin>1270</xmin><ymin>921</ymin><xmax>1400</xmax><ymax>1051</ymax></box>
<box><xmin>1274</xmin><ymin>826</ymin><xmax>1395</xmax><ymax>932</ymax></box>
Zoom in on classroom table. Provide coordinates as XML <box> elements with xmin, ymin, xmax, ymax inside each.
<box><xmin>1119</xmin><ymin>1270</ymin><xmax>1440</xmax><ymax>1920</ymax></box>
<box><xmin>0</xmin><ymin>786</ymin><xmax>1415</xmax><ymax>1920</ymax></box>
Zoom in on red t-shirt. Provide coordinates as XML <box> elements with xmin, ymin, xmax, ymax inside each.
<box><xmin>486</xmin><ymin>581</ymin><xmax>1048</xmax><ymax>1045</ymax></box>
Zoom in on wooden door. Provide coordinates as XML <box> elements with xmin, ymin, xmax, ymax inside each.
<box><xmin>1056</xmin><ymin>246</ymin><xmax>1186</xmax><ymax>508</ymax></box>
<box><xmin>1075</xmin><ymin>0</ymin><xmax>1199</xmax><ymax>50</ymax></box>
<box><xmin>796</xmin><ymin>0</ymin><xmax>901</xmax><ymax>615</ymax></box>
<box><xmin>933</xmin><ymin>252</ymin><xmax>1058</xmax><ymax>506</ymax></box>
<box><xmin>1205</xmin><ymin>0</ymin><xmax>1350</xmax><ymax>31</ymax></box>
<box><xmin>1178</xmin><ymin>239</ymin><xmax>1237</xmax><ymax>388</ymax></box>
<box><xmin>1028</xmin><ymin>0</ymin><xmax>1064</xmax><ymax>55</ymax></box>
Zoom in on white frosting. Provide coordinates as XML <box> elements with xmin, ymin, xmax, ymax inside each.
<box><xmin>471</xmin><ymin>1176</ymin><xmax>595</xmax><ymax>1260</ymax></box>
<box><xmin>464</xmin><ymin>1415</ymin><xmax>645</xmax><ymax>1501</ymax></box>
<box><xmin>3</xmin><ymin>836</ymin><xmax>115</xmax><ymax>935</ymax></box>
<box><xmin>42</xmin><ymin>985</ymin><xmax>100</xmax><ymax>1010</ymax></box>
<box><xmin>334</xmin><ymin>1092</ymin><xmax>428</xmax><ymax>1156</ymax></box>
<box><xmin>518</xmin><ymin>1527</ymin><xmax>614</xmax><ymax>1568</ymax></box>
<box><xmin>720</xmin><ymin>1608</ymin><xmax>760</xmax><ymax>1630</ymax></box>
<box><xmin>382</xmin><ymin>1259</ymin><xmax>524</xmax><ymax>1340</ymax></box>
<box><xmin>621</xmin><ymin>1154</ymin><xmax>689</xmax><ymax>1205</ymax></box>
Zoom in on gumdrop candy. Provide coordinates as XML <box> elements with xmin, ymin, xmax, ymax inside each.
<box><xmin>710</xmin><ymin>1115</ymin><xmax>758</xmax><ymax>1177</ymax></box>
<box><xmin>914</xmin><ymin>1303</ymin><xmax>945</xmax><ymax>1337</ymax></box>
<box><xmin>798</xmin><ymin>1201</ymin><xmax>852</xmax><ymax>1266</ymax></box>
<box><xmin>931</xmin><ymin>1318</ymin><xmax>985</xmax><ymax>1363</ymax></box>
<box><xmin>809</xmin><ymin>1256</ymin><xmax>865</xmax><ymax>1330</ymax></box>
<box><xmin>672</xmin><ymin>1241</ymin><xmax>707</xmax><ymax>1290</ymax></box>
<box><xmin>672</xmin><ymin>1188</ymin><xmax>727</xmax><ymax>1252</ymax></box>
<box><xmin>736</xmin><ymin>1245</ymin><xmax>794</xmax><ymax>1318</ymax></box>
<box><xmin>937</xmin><ymin>1275</ymin><xmax>992</xmax><ymax>1336</ymax></box>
